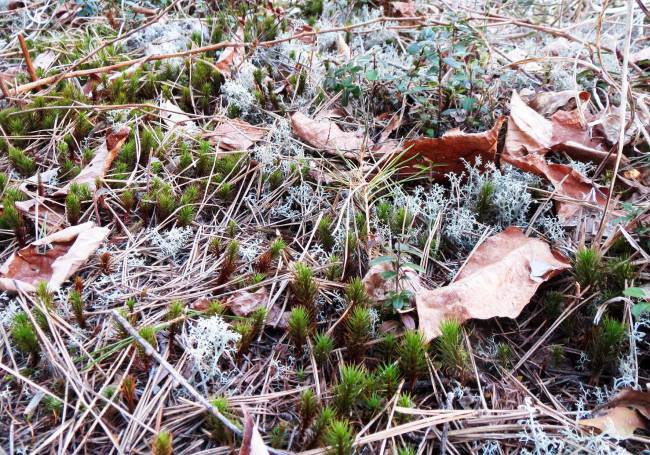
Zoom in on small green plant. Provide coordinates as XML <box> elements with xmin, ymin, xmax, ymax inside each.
<box><xmin>376</xmin><ymin>362</ymin><xmax>400</xmax><ymax>397</ymax></box>
<box><xmin>474</xmin><ymin>180</ymin><xmax>495</xmax><ymax>222</ymax></box>
<box><xmin>69</xmin><ymin>290</ymin><xmax>85</xmax><ymax>328</ymax></box>
<box><xmin>292</xmin><ymin>262</ymin><xmax>319</xmax><ymax>314</ymax></box>
<box><xmin>8</xmin><ymin>147</ymin><xmax>36</xmax><ymax>176</ymax></box>
<box><xmin>313</xmin><ymin>332</ymin><xmax>334</xmax><ymax>365</ymax></box>
<box><xmin>345</xmin><ymin>306</ymin><xmax>373</xmax><ymax>362</ymax></box>
<box><xmin>269</xmin><ymin>423</ymin><xmax>287</xmax><ymax>449</ymax></box>
<box><xmin>206</xmin><ymin>396</ymin><xmax>236</xmax><ymax>444</ymax></box>
<box><xmin>370</xmin><ymin>244</ymin><xmax>423</xmax><ymax>311</ymax></box>
<box><xmin>42</xmin><ymin>395</ymin><xmax>63</xmax><ymax>420</ymax></box>
<box><xmin>573</xmin><ymin>247</ymin><xmax>603</xmax><ymax>289</ymax></box>
<box><xmin>398</xmin><ymin>330</ymin><xmax>428</xmax><ymax>387</ymax></box>
<box><xmin>288</xmin><ymin>306</ymin><xmax>310</xmax><ymax>356</ymax></box>
<box><xmin>495</xmin><ymin>342</ymin><xmax>512</xmax><ymax>369</ymax></box>
<box><xmin>324</xmin><ymin>419</ymin><xmax>354</xmax><ymax>455</ymax></box>
<box><xmin>333</xmin><ymin>364</ymin><xmax>366</xmax><ymax>416</ymax></box>
<box><xmin>317</xmin><ymin>215</ymin><xmax>335</xmax><ymax>251</ymax></box>
<box><xmin>166</xmin><ymin>300</ymin><xmax>185</xmax><ymax>340</ymax></box>
<box><xmin>65</xmin><ymin>193</ymin><xmax>81</xmax><ymax>225</ymax></box>
<box><xmin>588</xmin><ymin>316</ymin><xmax>626</xmax><ymax>381</ymax></box>
<box><xmin>435</xmin><ymin>319</ymin><xmax>469</xmax><ymax>379</ymax></box>
<box><xmin>11</xmin><ymin>312</ymin><xmax>39</xmax><ymax>365</ymax></box>
<box><xmin>137</xmin><ymin>326</ymin><xmax>157</xmax><ymax>369</ymax></box>
<box><xmin>299</xmin><ymin>388</ymin><xmax>319</xmax><ymax>433</ymax></box>
<box><xmin>36</xmin><ymin>281</ymin><xmax>54</xmax><ymax>310</ymax></box>
<box><xmin>395</xmin><ymin>392</ymin><xmax>415</xmax><ymax>423</ymax></box>
<box><xmin>151</xmin><ymin>430</ymin><xmax>173</xmax><ymax>455</ymax></box>
<box><xmin>345</xmin><ymin>278</ymin><xmax>370</xmax><ymax>307</ymax></box>
<box><xmin>235</xmin><ymin>308</ymin><xmax>266</xmax><ymax>359</ymax></box>
<box><xmin>548</xmin><ymin>344</ymin><xmax>565</xmax><ymax>368</ymax></box>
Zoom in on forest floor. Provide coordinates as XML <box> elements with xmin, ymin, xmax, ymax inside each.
<box><xmin>0</xmin><ymin>0</ymin><xmax>649</xmax><ymax>454</ymax></box>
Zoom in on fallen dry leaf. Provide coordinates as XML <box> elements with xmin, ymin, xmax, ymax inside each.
<box><xmin>578</xmin><ymin>389</ymin><xmax>650</xmax><ymax>439</ymax></box>
<box><xmin>415</xmin><ymin>227</ymin><xmax>570</xmax><ymax>341</ymax></box>
<box><xmin>0</xmin><ymin>222</ymin><xmax>110</xmax><ymax>293</ymax></box>
<box><xmin>32</xmin><ymin>51</ymin><xmax>57</xmax><ymax>72</ymax></box>
<box><xmin>239</xmin><ymin>413</ymin><xmax>269</xmax><ymax>455</ymax></box>
<box><xmin>579</xmin><ymin>407</ymin><xmax>645</xmax><ymax>439</ymax></box>
<box><xmin>290</xmin><ymin>111</ymin><xmax>365</xmax><ymax>159</ymax></box>
<box><xmin>506</xmin><ymin>91</ymin><xmax>617</xmax><ymax>165</ymax></box>
<box><xmin>295</xmin><ymin>24</ymin><xmax>315</xmax><ymax>44</ymax></box>
<box><xmin>159</xmin><ymin>100</ymin><xmax>199</xmax><ymax>134</ymax></box>
<box><xmin>226</xmin><ymin>287</ymin><xmax>268</xmax><ymax>316</ymax></box>
<box><xmin>15</xmin><ymin>197</ymin><xmax>66</xmax><ymax>232</ymax></box>
<box><xmin>398</xmin><ymin>117</ymin><xmax>504</xmax><ymax>179</ymax></box>
<box><xmin>525</xmin><ymin>90</ymin><xmax>587</xmax><ymax>117</ymax></box>
<box><xmin>205</xmin><ymin>118</ymin><xmax>267</xmax><ymax>151</ymax></box>
<box><xmin>215</xmin><ymin>27</ymin><xmax>245</xmax><ymax>76</ymax></box>
<box><xmin>55</xmin><ymin>127</ymin><xmax>130</xmax><ymax>196</ymax></box>
<box><xmin>503</xmin><ymin>92</ymin><xmax>610</xmax><ymax>222</ymax></box>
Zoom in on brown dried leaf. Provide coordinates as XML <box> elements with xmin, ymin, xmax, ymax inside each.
<box><xmin>227</xmin><ymin>288</ymin><xmax>269</xmax><ymax>317</ymax></box>
<box><xmin>506</xmin><ymin>91</ymin><xmax>616</xmax><ymax>165</ymax></box>
<box><xmin>579</xmin><ymin>390</ymin><xmax>650</xmax><ymax>439</ymax></box>
<box><xmin>525</xmin><ymin>90</ymin><xmax>588</xmax><ymax>117</ymax></box>
<box><xmin>55</xmin><ymin>127</ymin><xmax>130</xmax><ymax>195</ymax></box>
<box><xmin>295</xmin><ymin>24</ymin><xmax>315</xmax><ymax>44</ymax></box>
<box><xmin>215</xmin><ymin>27</ymin><xmax>245</xmax><ymax>76</ymax></box>
<box><xmin>290</xmin><ymin>111</ymin><xmax>364</xmax><ymax>159</ymax></box>
<box><xmin>32</xmin><ymin>51</ymin><xmax>57</xmax><ymax>71</ymax></box>
<box><xmin>0</xmin><ymin>222</ymin><xmax>110</xmax><ymax>293</ymax></box>
<box><xmin>15</xmin><ymin>197</ymin><xmax>66</xmax><ymax>232</ymax></box>
<box><xmin>205</xmin><ymin>118</ymin><xmax>267</xmax><ymax>151</ymax></box>
<box><xmin>398</xmin><ymin>117</ymin><xmax>505</xmax><ymax>179</ymax></box>
<box><xmin>579</xmin><ymin>407</ymin><xmax>645</xmax><ymax>439</ymax></box>
<box><xmin>503</xmin><ymin>92</ymin><xmax>610</xmax><ymax>222</ymax></box>
<box><xmin>416</xmin><ymin>227</ymin><xmax>570</xmax><ymax>341</ymax></box>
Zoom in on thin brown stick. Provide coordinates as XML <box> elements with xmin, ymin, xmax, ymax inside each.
<box><xmin>17</xmin><ymin>32</ymin><xmax>38</xmax><ymax>83</ymax></box>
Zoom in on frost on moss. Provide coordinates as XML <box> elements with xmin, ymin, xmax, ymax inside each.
<box><xmin>183</xmin><ymin>315</ymin><xmax>241</xmax><ymax>385</ymax></box>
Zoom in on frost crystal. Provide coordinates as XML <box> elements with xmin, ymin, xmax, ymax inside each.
<box><xmin>184</xmin><ymin>316</ymin><xmax>241</xmax><ymax>383</ymax></box>
<box><xmin>149</xmin><ymin>227</ymin><xmax>193</xmax><ymax>260</ymax></box>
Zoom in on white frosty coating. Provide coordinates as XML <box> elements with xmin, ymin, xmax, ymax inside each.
<box><xmin>518</xmin><ymin>397</ymin><xmax>626</xmax><ymax>455</ymax></box>
<box><xmin>183</xmin><ymin>316</ymin><xmax>240</xmax><ymax>383</ymax></box>
<box><xmin>149</xmin><ymin>226</ymin><xmax>193</xmax><ymax>260</ymax></box>
<box><xmin>222</xmin><ymin>62</ymin><xmax>257</xmax><ymax>114</ymax></box>
<box><xmin>0</xmin><ymin>293</ymin><xmax>19</xmax><ymax>328</ymax></box>
<box><xmin>124</xmin><ymin>19</ymin><xmax>207</xmax><ymax>61</ymax></box>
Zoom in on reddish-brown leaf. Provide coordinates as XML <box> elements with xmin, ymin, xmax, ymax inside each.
<box><xmin>0</xmin><ymin>222</ymin><xmax>110</xmax><ymax>292</ymax></box>
<box><xmin>398</xmin><ymin>117</ymin><xmax>505</xmax><ymax>179</ymax></box>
